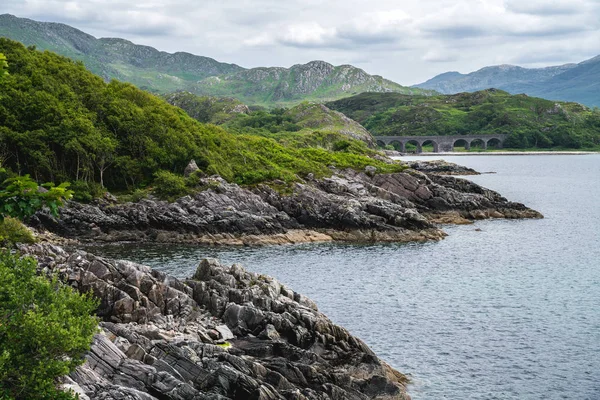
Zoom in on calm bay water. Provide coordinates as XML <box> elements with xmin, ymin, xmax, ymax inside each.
<box><xmin>87</xmin><ymin>155</ymin><xmax>600</xmax><ymax>400</ymax></box>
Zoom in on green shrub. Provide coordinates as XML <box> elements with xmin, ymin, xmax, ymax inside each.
<box><xmin>70</xmin><ymin>180</ymin><xmax>104</xmax><ymax>203</ymax></box>
<box><xmin>131</xmin><ymin>188</ymin><xmax>150</xmax><ymax>202</ymax></box>
<box><xmin>152</xmin><ymin>170</ymin><xmax>190</xmax><ymax>201</ymax></box>
<box><xmin>0</xmin><ymin>216</ymin><xmax>36</xmax><ymax>245</ymax></box>
<box><xmin>185</xmin><ymin>170</ymin><xmax>207</xmax><ymax>188</ymax></box>
<box><xmin>332</xmin><ymin>140</ymin><xmax>352</xmax><ymax>152</ymax></box>
<box><xmin>0</xmin><ymin>175</ymin><xmax>73</xmax><ymax>221</ymax></box>
<box><xmin>0</xmin><ymin>251</ymin><xmax>98</xmax><ymax>399</ymax></box>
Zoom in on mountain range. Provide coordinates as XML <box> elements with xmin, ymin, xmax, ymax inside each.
<box><xmin>415</xmin><ymin>57</ymin><xmax>600</xmax><ymax>107</ymax></box>
<box><xmin>0</xmin><ymin>14</ymin><xmax>433</xmax><ymax>105</ymax></box>
<box><xmin>2</xmin><ymin>14</ymin><xmax>598</xmax><ymax>108</ymax></box>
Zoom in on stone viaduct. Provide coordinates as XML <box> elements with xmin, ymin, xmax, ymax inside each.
<box><xmin>376</xmin><ymin>134</ymin><xmax>509</xmax><ymax>153</ymax></box>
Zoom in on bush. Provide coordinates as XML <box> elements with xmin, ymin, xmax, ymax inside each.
<box><xmin>332</xmin><ymin>140</ymin><xmax>352</xmax><ymax>152</ymax></box>
<box><xmin>152</xmin><ymin>170</ymin><xmax>190</xmax><ymax>201</ymax></box>
<box><xmin>0</xmin><ymin>216</ymin><xmax>36</xmax><ymax>245</ymax></box>
<box><xmin>0</xmin><ymin>252</ymin><xmax>98</xmax><ymax>399</ymax></box>
<box><xmin>70</xmin><ymin>180</ymin><xmax>104</xmax><ymax>203</ymax></box>
<box><xmin>130</xmin><ymin>188</ymin><xmax>150</xmax><ymax>202</ymax></box>
<box><xmin>0</xmin><ymin>174</ymin><xmax>73</xmax><ymax>221</ymax></box>
<box><xmin>184</xmin><ymin>170</ymin><xmax>207</xmax><ymax>188</ymax></box>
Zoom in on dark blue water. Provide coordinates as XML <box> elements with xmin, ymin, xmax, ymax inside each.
<box><xmin>87</xmin><ymin>155</ymin><xmax>600</xmax><ymax>400</ymax></box>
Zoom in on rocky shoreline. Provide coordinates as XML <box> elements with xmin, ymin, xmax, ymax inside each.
<box><xmin>17</xmin><ymin>162</ymin><xmax>545</xmax><ymax>399</ymax></box>
<box><xmin>30</xmin><ymin>165</ymin><xmax>542</xmax><ymax>246</ymax></box>
<box><xmin>20</xmin><ymin>243</ymin><xmax>411</xmax><ymax>400</ymax></box>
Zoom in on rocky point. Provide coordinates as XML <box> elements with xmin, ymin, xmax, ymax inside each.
<box><xmin>19</xmin><ymin>243</ymin><xmax>410</xmax><ymax>400</ymax></box>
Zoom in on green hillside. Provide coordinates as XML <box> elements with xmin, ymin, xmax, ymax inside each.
<box><xmin>0</xmin><ymin>39</ymin><xmax>404</xmax><ymax>193</ymax></box>
<box><xmin>327</xmin><ymin>90</ymin><xmax>600</xmax><ymax>149</ymax></box>
<box><xmin>0</xmin><ymin>14</ymin><xmax>244</xmax><ymax>93</ymax></box>
<box><xmin>165</xmin><ymin>92</ymin><xmax>376</xmax><ymax>146</ymax></box>
<box><xmin>163</xmin><ymin>92</ymin><xmax>250</xmax><ymax>125</ymax></box>
<box><xmin>192</xmin><ymin>61</ymin><xmax>435</xmax><ymax>106</ymax></box>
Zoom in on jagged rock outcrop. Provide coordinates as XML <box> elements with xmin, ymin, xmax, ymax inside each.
<box><xmin>19</xmin><ymin>244</ymin><xmax>410</xmax><ymax>400</ymax></box>
<box><xmin>31</xmin><ymin>168</ymin><xmax>541</xmax><ymax>244</ymax></box>
<box><xmin>407</xmin><ymin>160</ymin><xmax>480</xmax><ymax>176</ymax></box>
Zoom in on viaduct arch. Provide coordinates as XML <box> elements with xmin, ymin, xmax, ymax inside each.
<box><xmin>376</xmin><ymin>134</ymin><xmax>509</xmax><ymax>153</ymax></box>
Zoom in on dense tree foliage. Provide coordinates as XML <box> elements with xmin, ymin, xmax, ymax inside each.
<box><xmin>0</xmin><ymin>39</ymin><xmax>403</xmax><ymax>192</ymax></box>
<box><xmin>0</xmin><ymin>53</ymin><xmax>7</xmax><ymax>78</ymax></box>
<box><xmin>0</xmin><ymin>251</ymin><xmax>98</xmax><ymax>399</ymax></box>
<box><xmin>327</xmin><ymin>91</ymin><xmax>600</xmax><ymax>149</ymax></box>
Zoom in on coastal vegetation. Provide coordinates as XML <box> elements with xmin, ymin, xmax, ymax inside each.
<box><xmin>0</xmin><ymin>251</ymin><xmax>98</xmax><ymax>399</ymax></box>
<box><xmin>0</xmin><ymin>38</ymin><xmax>405</xmax><ymax>201</ymax></box>
<box><xmin>0</xmin><ymin>172</ymin><xmax>73</xmax><ymax>244</ymax></box>
<box><xmin>327</xmin><ymin>91</ymin><xmax>600</xmax><ymax>149</ymax></box>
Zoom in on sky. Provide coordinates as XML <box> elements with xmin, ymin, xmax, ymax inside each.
<box><xmin>2</xmin><ymin>0</ymin><xmax>600</xmax><ymax>85</ymax></box>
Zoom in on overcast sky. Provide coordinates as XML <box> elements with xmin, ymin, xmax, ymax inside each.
<box><xmin>3</xmin><ymin>0</ymin><xmax>600</xmax><ymax>85</ymax></box>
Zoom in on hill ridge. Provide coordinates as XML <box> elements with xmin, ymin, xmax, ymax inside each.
<box><xmin>0</xmin><ymin>13</ymin><xmax>435</xmax><ymax>105</ymax></box>
<box><xmin>414</xmin><ymin>56</ymin><xmax>599</xmax><ymax>107</ymax></box>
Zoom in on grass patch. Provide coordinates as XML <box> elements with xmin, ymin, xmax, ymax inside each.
<box><xmin>0</xmin><ymin>217</ymin><xmax>36</xmax><ymax>245</ymax></box>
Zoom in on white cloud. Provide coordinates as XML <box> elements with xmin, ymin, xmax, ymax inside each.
<box><xmin>280</xmin><ymin>23</ymin><xmax>338</xmax><ymax>47</ymax></box>
<box><xmin>422</xmin><ymin>50</ymin><xmax>459</xmax><ymax>63</ymax></box>
<box><xmin>504</xmin><ymin>0</ymin><xmax>589</xmax><ymax>16</ymax></box>
<box><xmin>1</xmin><ymin>0</ymin><xmax>599</xmax><ymax>85</ymax></box>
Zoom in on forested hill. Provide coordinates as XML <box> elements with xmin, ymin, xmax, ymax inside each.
<box><xmin>326</xmin><ymin>90</ymin><xmax>600</xmax><ymax>149</ymax></box>
<box><xmin>0</xmin><ymin>38</ymin><xmax>403</xmax><ymax>192</ymax></box>
<box><xmin>0</xmin><ymin>14</ymin><xmax>435</xmax><ymax>105</ymax></box>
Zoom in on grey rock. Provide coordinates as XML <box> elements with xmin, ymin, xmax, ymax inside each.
<box><xmin>184</xmin><ymin>160</ymin><xmax>200</xmax><ymax>177</ymax></box>
<box><xmin>20</xmin><ymin>244</ymin><xmax>412</xmax><ymax>400</ymax></box>
<box><xmin>364</xmin><ymin>165</ymin><xmax>377</xmax><ymax>176</ymax></box>
<box><xmin>215</xmin><ymin>325</ymin><xmax>234</xmax><ymax>341</ymax></box>
<box><xmin>31</xmin><ymin>168</ymin><xmax>541</xmax><ymax>244</ymax></box>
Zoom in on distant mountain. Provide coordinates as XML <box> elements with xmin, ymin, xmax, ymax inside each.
<box><xmin>0</xmin><ymin>14</ymin><xmax>435</xmax><ymax>105</ymax></box>
<box><xmin>194</xmin><ymin>60</ymin><xmax>434</xmax><ymax>106</ymax></box>
<box><xmin>0</xmin><ymin>14</ymin><xmax>243</xmax><ymax>93</ymax></box>
<box><xmin>415</xmin><ymin>57</ymin><xmax>600</xmax><ymax>107</ymax></box>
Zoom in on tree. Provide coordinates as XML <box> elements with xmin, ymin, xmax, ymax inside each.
<box><xmin>0</xmin><ymin>53</ymin><xmax>7</xmax><ymax>78</ymax></box>
<box><xmin>0</xmin><ymin>251</ymin><xmax>98</xmax><ymax>399</ymax></box>
<box><xmin>91</xmin><ymin>135</ymin><xmax>117</xmax><ymax>188</ymax></box>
